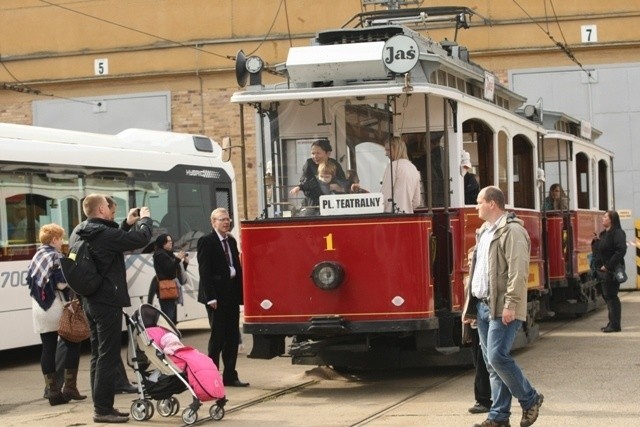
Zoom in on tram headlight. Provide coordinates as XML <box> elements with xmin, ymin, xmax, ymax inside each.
<box><xmin>311</xmin><ymin>262</ymin><xmax>344</xmax><ymax>290</ymax></box>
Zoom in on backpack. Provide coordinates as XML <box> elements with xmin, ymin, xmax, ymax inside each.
<box><xmin>60</xmin><ymin>238</ymin><xmax>103</xmax><ymax>296</ymax></box>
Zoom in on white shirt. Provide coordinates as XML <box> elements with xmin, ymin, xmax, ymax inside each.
<box><xmin>471</xmin><ymin>215</ymin><xmax>503</xmax><ymax>299</ymax></box>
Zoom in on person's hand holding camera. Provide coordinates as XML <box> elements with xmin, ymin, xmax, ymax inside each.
<box><xmin>126</xmin><ymin>206</ymin><xmax>151</xmax><ymax>225</ymax></box>
<box><xmin>138</xmin><ymin>206</ymin><xmax>151</xmax><ymax>219</ymax></box>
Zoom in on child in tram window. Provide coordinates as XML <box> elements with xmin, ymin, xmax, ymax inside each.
<box><xmin>317</xmin><ymin>161</ymin><xmax>348</xmax><ymax>195</ymax></box>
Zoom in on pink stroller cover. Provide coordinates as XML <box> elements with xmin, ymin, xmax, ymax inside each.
<box><xmin>146</xmin><ymin>326</ymin><xmax>225</xmax><ymax>401</ymax></box>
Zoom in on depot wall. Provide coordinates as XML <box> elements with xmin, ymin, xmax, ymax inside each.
<box><xmin>1</xmin><ymin>0</ymin><xmax>639</xmax><ymax>218</ymax></box>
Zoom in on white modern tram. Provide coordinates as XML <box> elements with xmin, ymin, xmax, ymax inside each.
<box><xmin>0</xmin><ymin>123</ymin><xmax>236</xmax><ymax>350</ymax></box>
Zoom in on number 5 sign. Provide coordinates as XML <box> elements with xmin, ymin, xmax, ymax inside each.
<box><xmin>94</xmin><ymin>58</ymin><xmax>109</xmax><ymax>75</ymax></box>
<box><xmin>581</xmin><ymin>25</ymin><xmax>597</xmax><ymax>43</ymax></box>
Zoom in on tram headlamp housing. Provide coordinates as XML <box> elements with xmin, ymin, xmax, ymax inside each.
<box><xmin>311</xmin><ymin>261</ymin><xmax>344</xmax><ymax>290</ymax></box>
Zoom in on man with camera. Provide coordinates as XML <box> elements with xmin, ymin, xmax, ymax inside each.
<box><xmin>75</xmin><ymin>195</ymin><xmax>152</xmax><ymax>423</ymax></box>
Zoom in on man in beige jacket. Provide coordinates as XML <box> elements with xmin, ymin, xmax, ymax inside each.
<box><xmin>462</xmin><ymin>186</ymin><xmax>543</xmax><ymax>427</ymax></box>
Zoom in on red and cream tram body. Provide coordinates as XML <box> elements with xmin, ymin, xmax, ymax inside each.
<box><xmin>231</xmin><ymin>7</ymin><xmax>614</xmax><ymax>369</ymax></box>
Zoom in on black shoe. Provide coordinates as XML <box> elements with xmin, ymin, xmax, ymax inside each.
<box><xmin>93</xmin><ymin>413</ymin><xmax>129</xmax><ymax>423</ymax></box>
<box><xmin>114</xmin><ymin>383</ymin><xmax>138</xmax><ymax>394</ymax></box>
<box><xmin>602</xmin><ymin>326</ymin><xmax>621</xmax><ymax>333</ymax></box>
<box><xmin>111</xmin><ymin>408</ymin><xmax>130</xmax><ymax>417</ymax></box>
<box><xmin>224</xmin><ymin>379</ymin><xmax>250</xmax><ymax>387</ymax></box>
<box><xmin>473</xmin><ymin>419</ymin><xmax>511</xmax><ymax>427</ymax></box>
<box><xmin>469</xmin><ymin>402</ymin><xmax>491</xmax><ymax>414</ymax></box>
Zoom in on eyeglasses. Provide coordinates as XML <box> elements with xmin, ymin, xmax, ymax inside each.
<box><xmin>214</xmin><ymin>218</ymin><xmax>232</xmax><ymax>223</ymax></box>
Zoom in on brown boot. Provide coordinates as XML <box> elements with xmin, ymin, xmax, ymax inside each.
<box><xmin>44</xmin><ymin>373</ymin><xmax>70</xmax><ymax>406</ymax></box>
<box><xmin>62</xmin><ymin>369</ymin><xmax>87</xmax><ymax>401</ymax></box>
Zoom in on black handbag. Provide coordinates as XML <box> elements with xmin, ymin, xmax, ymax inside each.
<box><xmin>614</xmin><ymin>265</ymin><xmax>627</xmax><ymax>284</ymax></box>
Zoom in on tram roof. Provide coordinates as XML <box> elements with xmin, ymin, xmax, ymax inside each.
<box><xmin>233</xmin><ymin>19</ymin><xmax>527</xmax><ymax>112</ymax></box>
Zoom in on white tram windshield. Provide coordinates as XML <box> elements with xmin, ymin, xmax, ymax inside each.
<box><xmin>0</xmin><ymin>124</ymin><xmax>235</xmax><ymax>350</ymax></box>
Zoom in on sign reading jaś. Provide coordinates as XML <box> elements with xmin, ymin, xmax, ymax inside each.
<box><xmin>382</xmin><ymin>35</ymin><xmax>419</xmax><ymax>74</ymax></box>
<box><xmin>319</xmin><ymin>193</ymin><xmax>385</xmax><ymax>216</ymax></box>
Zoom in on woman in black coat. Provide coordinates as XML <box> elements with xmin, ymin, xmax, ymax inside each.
<box><xmin>591</xmin><ymin>210</ymin><xmax>627</xmax><ymax>332</ymax></box>
<box><xmin>152</xmin><ymin>233</ymin><xmax>188</xmax><ymax>324</ymax></box>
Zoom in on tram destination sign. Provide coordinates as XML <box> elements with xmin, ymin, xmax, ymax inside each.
<box><xmin>320</xmin><ymin>193</ymin><xmax>385</xmax><ymax>216</ymax></box>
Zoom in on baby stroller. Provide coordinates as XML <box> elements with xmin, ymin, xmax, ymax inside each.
<box><xmin>125</xmin><ymin>303</ymin><xmax>227</xmax><ymax>424</ymax></box>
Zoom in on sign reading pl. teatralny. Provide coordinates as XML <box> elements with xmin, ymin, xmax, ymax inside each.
<box><xmin>319</xmin><ymin>193</ymin><xmax>385</xmax><ymax>216</ymax></box>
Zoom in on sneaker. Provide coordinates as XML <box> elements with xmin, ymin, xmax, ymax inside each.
<box><xmin>93</xmin><ymin>413</ymin><xmax>129</xmax><ymax>423</ymax></box>
<box><xmin>473</xmin><ymin>419</ymin><xmax>511</xmax><ymax>427</ymax></box>
<box><xmin>520</xmin><ymin>393</ymin><xmax>544</xmax><ymax>427</ymax></box>
<box><xmin>468</xmin><ymin>402</ymin><xmax>491</xmax><ymax>414</ymax></box>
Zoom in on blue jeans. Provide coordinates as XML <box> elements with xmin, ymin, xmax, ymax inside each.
<box><xmin>476</xmin><ymin>301</ymin><xmax>538</xmax><ymax>422</ymax></box>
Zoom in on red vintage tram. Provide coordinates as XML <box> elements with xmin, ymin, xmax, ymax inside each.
<box><xmin>230</xmin><ymin>6</ymin><xmax>614</xmax><ymax>369</ymax></box>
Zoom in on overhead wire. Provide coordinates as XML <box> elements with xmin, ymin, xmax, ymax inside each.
<box><xmin>511</xmin><ymin>0</ymin><xmax>592</xmax><ymax>77</ymax></box>
<box><xmin>247</xmin><ymin>0</ymin><xmax>286</xmax><ymax>56</ymax></box>
<box><xmin>549</xmin><ymin>0</ymin><xmax>569</xmax><ymax>48</ymax></box>
<box><xmin>0</xmin><ymin>61</ymin><xmax>94</xmax><ymax>104</ymax></box>
<box><xmin>283</xmin><ymin>0</ymin><xmax>293</xmax><ymax>48</ymax></box>
<box><xmin>2</xmin><ymin>0</ymin><xmax>285</xmax><ymax>100</ymax></box>
<box><xmin>37</xmin><ymin>0</ymin><xmax>234</xmax><ymax>61</ymax></box>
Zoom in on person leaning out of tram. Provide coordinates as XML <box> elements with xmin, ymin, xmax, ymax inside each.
<box><xmin>289</xmin><ymin>139</ymin><xmax>358</xmax><ymax>215</ymax></box>
<box><xmin>543</xmin><ymin>183</ymin><xmax>568</xmax><ymax>211</ymax></box>
<box><xmin>591</xmin><ymin>210</ymin><xmax>627</xmax><ymax>333</ymax></box>
<box><xmin>289</xmin><ymin>140</ymin><xmax>347</xmax><ymax>210</ymax></box>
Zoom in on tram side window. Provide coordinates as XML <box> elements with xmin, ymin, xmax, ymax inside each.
<box><xmin>405</xmin><ymin>132</ymin><xmax>444</xmax><ymax>208</ymax></box>
<box><xmin>541</xmin><ymin>161</ymin><xmax>569</xmax><ymax>211</ymax></box>
<box><xmin>512</xmin><ymin>135</ymin><xmax>535</xmax><ymax>209</ymax></box>
<box><xmin>597</xmin><ymin>159</ymin><xmax>609</xmax><ymax>211</ymax></box>
<box><xmin>575</xmin><ymin>152</ymin><xmax>590</xmax><ymax>209</ymax></box>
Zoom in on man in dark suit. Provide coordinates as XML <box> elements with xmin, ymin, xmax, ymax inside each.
<box><xmin>197</xmin><ymin>207</ymin><xmax>248</xmax><ymax>387</ymax></box>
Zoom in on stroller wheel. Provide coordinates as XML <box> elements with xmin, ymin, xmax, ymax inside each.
<box><xmin>182</xmin><ymin>408</ymin><xmax>198</xmax><ymax>425</ymax></box>
<box><xmin>131</xmin><ymin>399</ymin><xmax>154</xmax><ymax>421</ymax></box>
<box><xmin>169</xmin><ymin>396</ymin><xmax>180</xmax><ymax>416</ymax></box>
<box><xmin>157</xmin><ymin>398</ymin><xmax>175</xmax><ymax>417</ymax></box>
<box><xmin>210</xmin><ymin>404</ymin><xmax>225</xmax><ymax>421</ymax></box>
